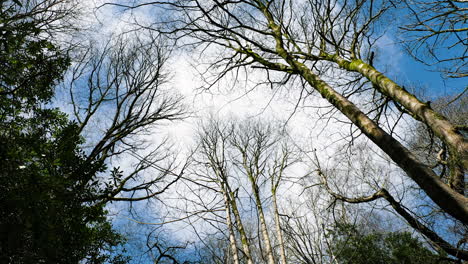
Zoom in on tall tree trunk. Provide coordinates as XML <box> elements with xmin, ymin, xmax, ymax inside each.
<box><xmin>272</xmin><ymin>189</ymin><xmax>288</xmax><ymax>264</ymax></box>
<box><xmin>251</xmin><ymin>184</ymin><xmax>276</xmax><ymax>264</ymax></box>
<box><xmin>222</xmin><ymin>186</ymin><xmax>240</xmax><ymax>264</ymax></box>
<box><xmin>229</xmin><ymin>191</ymin><xmax>254</xmax><ymax>264</ymax></box>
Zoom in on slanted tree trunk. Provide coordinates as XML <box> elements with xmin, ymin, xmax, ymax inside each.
<box><xmin>290</xmin><ymin>62</ymin><xmax>468</xmax><ymax>223</ymax></box>
<box><xmin>328</xmin><ymin>55</ymin><xmax>467</xmax><ymax>194</ymax></box>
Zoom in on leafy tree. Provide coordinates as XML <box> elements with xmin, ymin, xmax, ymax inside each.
<box><xmin>0</xmin><ymin>1</ymin><xmax>127</xmax><ymax>263</ymax></box>
<box><xmin>0</xmin><ymin>112</ymin><xmax>127</xmax><ymax>263</ymax></box>
<box><xmin>330</xmin><ymin>223</ymin><xmax>450</xmax><ymax>264</ymax></box>
<box><xmin>0</xmin><ymin>0</ymin><xmax>69</xmax><ymax>108</ymax></box>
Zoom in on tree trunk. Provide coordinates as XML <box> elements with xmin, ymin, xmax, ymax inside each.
<box><xmin>222</xmin><ymin>186</ymin><xmax>240</xmax><ymax>264</ymax></box>
<box><xmin>331</xmin><ymin>56</ymin><xmax>467</xmax><ymax>194</ymax></box>
<box><xmin>251</xmin><ymin>184</ymin><xmax>276</xmax><ymax>264</ymax></box>
<box><xmin>296</xmin><ymin>65</ymin><xmax>468</xmax><ymax>223</ymax></box>
<box><xmin>229</xmin><ymin>191</ymin><xmax>254</xmax><ymax>264</ymax></box>
<box><xmin>272</xmin><ymin>190</ymin><xmax>288</xmax><ymax>264</ymax></box>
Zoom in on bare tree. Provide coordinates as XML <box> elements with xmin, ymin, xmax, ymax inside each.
<box><xmin>191</xmin><ymin>119</ymin><xmax>255</xmax><ymax>264</ymax></box>
<box><xmin>186</xmin><ymin>118</ymin><xmax>299</xmax><ymax>263</ymax></box>
<box><xmin>65</xmin><ymin>31</ymin><xmax>187</xmax><ymax>204</ymax></box>
<box><xmin>230</xmin><ymin>121</ymin><xmax>278</xmax><ymax>264</ymax></box>
<box><xmin>197</xmin><ymin>119</ymin><xmax>247</xmax><ymax>264</ymax></box>
<box><xmin>100</xmin><ymin>0</ymin><xmax>468</xmax><ymax>260</ymax></box>
<box><xmin>269</xmin><ymin>141</ymin><xmax>297</xmax><ymax>264</ymax></box>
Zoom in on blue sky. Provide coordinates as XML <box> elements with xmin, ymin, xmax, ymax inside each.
<box><xmin>374</xmin><ymin>2</ymin><xmax>467</xmax><ymax>100</ymax></box>
<box><xmin>391</xmin><ymin>54</ymin><xmax>466</xmax><ymax>99</ymax></box>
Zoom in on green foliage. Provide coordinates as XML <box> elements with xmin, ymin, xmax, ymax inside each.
<box><xmin>329</xmin><ymin>223</ymin><xmax>450</xmax><ymax>264</ymax></box>
<box><xmin>0</xmin><ymin>1</ymin><xmax>69</xmax><ymax>109</ymax></box>
<box><xmin>0</xmin><ymin>1</ymin><xmax>128</xmax><ymax>263</ymax></box>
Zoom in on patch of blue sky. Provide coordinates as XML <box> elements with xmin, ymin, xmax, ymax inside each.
<box><xmin>371</xmin><ymin>2</ymin><xmax>467</xmax><ymax>100</ymax></box>
<box><xmin>375</xmin><ymin>36</ymin><xmax>466</xmax><ymax>99</ymax></box>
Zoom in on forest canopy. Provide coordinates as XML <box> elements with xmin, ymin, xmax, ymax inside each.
<box><xmin>0</xmin><ymin>0</ymin><xmax>466</xmax><ymax>263</ymax></box>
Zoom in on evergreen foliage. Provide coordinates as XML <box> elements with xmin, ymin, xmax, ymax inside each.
<box><xmin>329</xmin><ymin>223</ymin><xmax>450</xmax><ymax>264</ymax></box>
<box><xmin>0</xmin><ymin>1</ymin><xmax>127</xmax><ymax>263</ymax></box>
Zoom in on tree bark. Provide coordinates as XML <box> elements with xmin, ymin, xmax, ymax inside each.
<box><xmin>241</xmin><ymin>148</ymin><xmax>276</xmax><ymax>264</ymax></box>
<box><xmin>229</xmin><ymin>191</ymin><xmax>255</xmax><ymax>264</ymax></box>
<box><xmin>330</xmin><ymin>56</ymin><xmax>467</xmax><ymax>194</ymax></box>
<box><xmin>272</xmin><ymin>190</ymin><xmax>288</xmax><ymax>264</ymax></box>
<box><xmin>294</xmin><ymin>63</ymin><xmax>468</xmax><ymax>224</ymax></box>
<box><xmin>222</xmin><ymin>185</ymin><xmax>240</xmax><ymax>264</ymax></box>
<box><xmin>251</xmin><ymin>184</ymin><xmax>276</xmax><ymax>264</ymax></box>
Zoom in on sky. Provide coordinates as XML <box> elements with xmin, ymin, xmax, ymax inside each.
<box><xmin>375</xmin><ymin>37</ymin><xmax>465</xmax><ymax>99</ymax></box>
<box><xmin>58</xmin><ymin>0</ymin><xmax>467</xmax><ymax>261</ymax></box>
